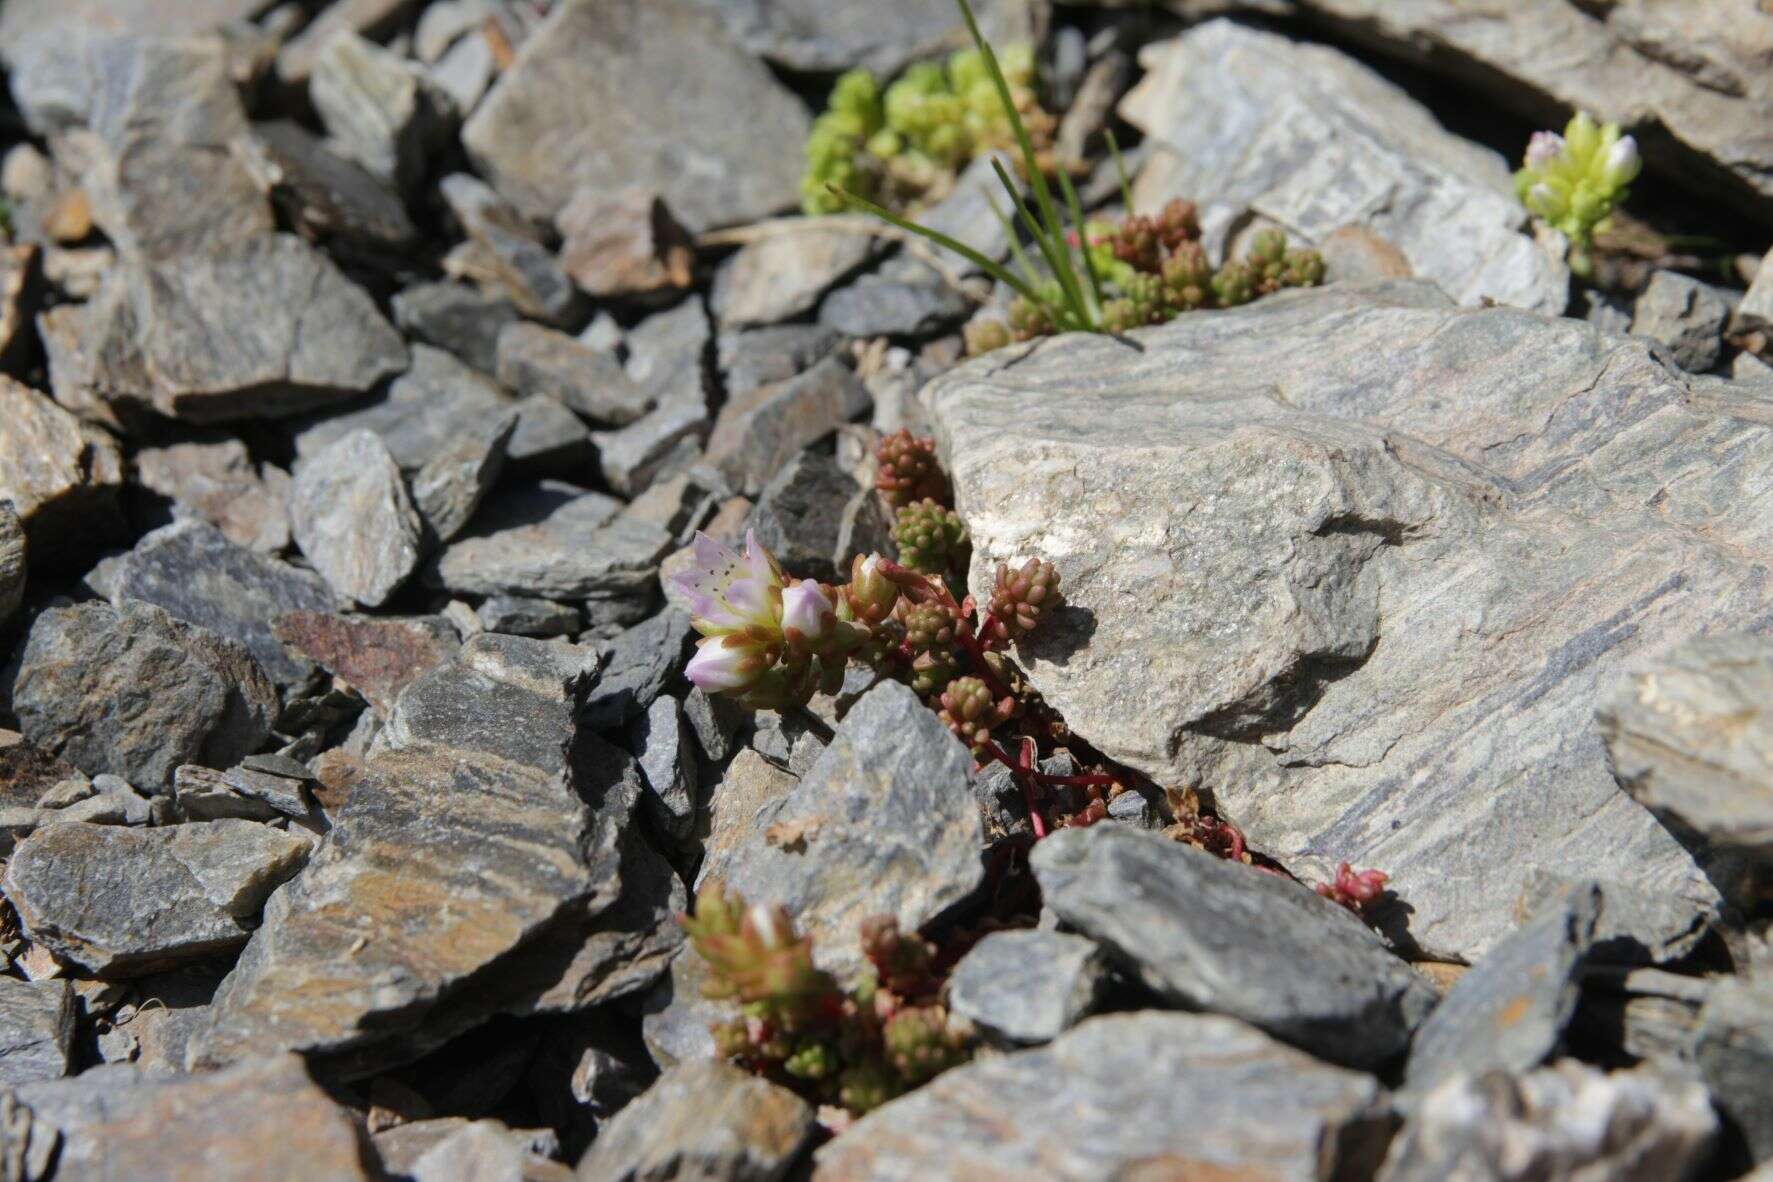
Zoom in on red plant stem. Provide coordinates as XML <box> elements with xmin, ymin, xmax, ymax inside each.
<box><xmin>979</xmin><ymin>739</ymin><xmax>1048</xmax><ymax>839</ymax></box>
<box><xmin>1041</xmin><ymin>772</ymin><xmax>1117</xmax><ymax>789</ymax></box>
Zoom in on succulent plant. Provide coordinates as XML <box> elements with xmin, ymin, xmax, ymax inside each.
<box><xmin>1515</xmin><ymin>111</ymin><xmax>1640</xmax><ymax>276</ymax></box>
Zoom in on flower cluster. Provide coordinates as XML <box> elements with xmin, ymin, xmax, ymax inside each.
<box><xmin>1515</xmin><ymin>111</ymin><xmax>1641</xmax><ymax>276</ymax></box>
<box><xmin>801</xmin><ymin>45</ymin><xmax>1055</xmax><ymax>216</ymax></box>
<box><xmin>682</xmin><ymin>882</ymin><xmax>974</xmax><ymax>1116</ymax></box>
<box><xmin>1315</xmin><ymin>862</ymin><xmax>1390</xmax><ymax>916</ymax></box>
<box><xmin>963</xmin><ymin>202</ymin><xmax>1326</xmax><ymax>354</ymax></box>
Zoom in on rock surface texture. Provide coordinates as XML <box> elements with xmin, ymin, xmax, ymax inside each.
<box><xmin>926</xmin><ymin>280</ymin><xmax>1756</xmax><ymax>961</ymax></box>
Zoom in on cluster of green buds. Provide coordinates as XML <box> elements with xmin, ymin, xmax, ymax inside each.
<box><xmin>966</xmin><ymin>199</ymin><xmax>1326</xmax><ymax>355</ymax></box>
<box><xmin>800</xmin><ymin>44</ymin><xmax>1053</xmax><ymax>216</ymax></box>
<box><xmin>1515</xmin><ymin>111</ymin><xmax>1641</xmax><ymax>276</ymax></box>
<box><xmin>874</xmin><ymin>428</ymin><xmax>950</xmax><ymax>508</ymax></box>
<box><xmin>682</xmin><ymin>882</ymin><xmax>974</xmax><ymax>1115</ymax></box>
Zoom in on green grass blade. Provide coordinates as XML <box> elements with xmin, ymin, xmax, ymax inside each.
<box><xmin>1056</xmin><ymin>167</ymin><xmax>1103</xmax><ymax>317</ymax></box>
<box><xmin>1106</xmin><ymin>130</ymin><xmax>1135</xmax><ymax>213</ymax></box>
<box><xmin>828</xmin><ymin>185</ymin><xmax>1045</xmax><ymax>308</ymax></box>
<box><xmin>990</xmin><ymin>159</ymin><xmax>1087</xmax><ymax>328</ymax></box>
<box><xmin>983</xmin><ymin>189</ymin><xmax>1041</xmax><ymax>291</ymax></box>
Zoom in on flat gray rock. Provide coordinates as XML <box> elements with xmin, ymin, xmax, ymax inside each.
<box><xmin>1121</xmin><ymin>21</ymin><xmax>1567</xmax><ymax>314</ymax></box>
<box><xmin>425</xmin><ymin>482</ymin><xmax>666</xmax><ymax>601</ymax></box>
<box><xmin>687</xmin><ymin>0</ymin><xmax>1036</xmax><ymax>75</ymax></box>
<box><xmin>582</xmin><ymin>611</ymin><xmax>692</xmax><ymax>733</ymax></box>
<box><xmin>0</xmin><ymin>978</ymin><xmax>72</xmax><ymax>1086</ymax></box>
<box><xmin>575</xmin><ymin>1060</ymin><xmax>815</xmax><ymax>1182</ymax></box>
<box><xmin>440</xmin><ymin>173</ymin><xmax>580</xmax><ymax>325</ymax></box>
<box><xmin>748</xmin><ymin>449</ymin><xmax>858</xmax><ymax>583</ymax></box>
<box><xmin>6</xmin><ymin>28</ymin><xmax>272</xmax><ymax>260</ymax></box>
<box><xmin>1631</xmin><ymin>270</ymin><xmax>1732</xmax><ymax>374</ymax></box>
<box><xmin>1379</xmin><ymin>1060</ymin><xmax>1717</xmax><ymax>1182</ymax></box>
<box><xmin>1598</xmin><ymin>633</ymin><xmax>1773</xmax><ymax>874</ymax></box>
<box><xmin>593</xmin><ymin>399</ymin><xmax>712</xmax><ymax>500</ymax></box>
<box><xmin>132</xmin><ymin>436</ymin><xmax>293</xmax><ymax>554</ymax></box>
<box><xmin>818</xmin><ymin>261</ymin><xmax>974</xmax><ymax>339</ymax></box>
<box><xmin>51</xmin><ymin>235</ymin><xmax>407</xmax><ymax>423</ymax></box>
<box><xmin>4</xmin><ymin>820</ymin><xmax>311</xmax><ymax>976</ymax></box>
<box><xmin>311</xmin><ymin>32</ymin><xmax>450</xmax><ymax>196</ymax></box>
<box><xmin>294</xmin><ymin>344</ymin><xmax>516</xmax><ymax>472</ymax></box>
<box><xmin>462</xmin><ymin>0</ymin><xmax>807</xmax><ymax>231</ymax></box>
<box><xmin>712</xmin><ymin>222</ymin><xmax>877</xmax><ymax>330</ymax></box>
<box><xmin>926</xmin><ymin>280</ymin><xmax>1756</xmax><ymax>961</ymax></box>
<box><xmin>719</xmin><ymin>325</ymin><xmax>841</xmax><ymax>400</ymax></box>
<box><xmin>4</xmin><ymin>601</ymin><xmax>278</xmax><ymax>793</ymax></box>
<box><xmin>1404</xmin><ymin>888</ymin><xmax>1600</xmax><ymax>1098</ymax></box>
<box><xmin>0</xmin><ymin>502</ymin><xmax>24</xmax><ymax>629</ymax></box>
<box><xmin>631</xmin><ymin>695</ymin><xmax>699</xmax><ymax>842</ymax></box>
<box><xmin>270</xmin><ymin>612</ymin><xmax>460</xmax><ymax>719</ymax></box>
<box><xmin>947</xmin><ymin>929</ymin><xmax>1105</xmax><ymax>1048</ymax></box>
<box><xmin>291</xmin><ymin>430</ymin><xmax>424</xmax><ymax>609</ymax></box>
<box><xmin>556</xmin><ymin>186</ymin><xmax>696</xmax><ymax>303</ymax></box>
<box><xmin>1033</xmin><ymin>825</ymin><xmax>1435</xmax><ymax>1069</ymax></box>
<box><xmin>0</xmin><ymin>0</ymin><xmax>264</xmax><ymax>52</ymax></box>
<box><xmin>242</xmin><ymin>120</ymin><xmax>419</xmax><ymax>251</ymax></box>
<box><xmin>1242</xmin><ymin>0</ymin><xmax>1773</xmax><ymax>219</ymax></box>
<box><xmin>706</xmin><ymin>356</ymin><xmax>871</xmax><ymax>496</ymax></box>
<box><xmin>412</xmin><ymin>411</ymin><xmax>517</xmax><ymax>545</ymax></box>
<box><xmin>0</xmin><ymin>378</ymin><xmax>125</xmax><ymax>571</ymax></box>
<box><xmin>814</xmin><ymin>1011</ymin><xmax>1394</xmax><ymax>1181</ymax></box>
<box><xmin>496</xmin><ymin>321</ymin><xmax>650</xmax><ymax>426</ymax></box>
<box><xmin>1696</xmin><ymin>975</ymin><xmax>1773</xmax><ymax>1163</ymax></box>
<box><xmin>391</xmin><ymin>283</ymin><xmax>520</xmax><ymax>376</ymax></box>
<box><xmin>476</xmin><ymin>595</ymin><xmax>580</xmax><ymax>639</ymax></box>
<box><xmin>109</xmin><ymin>520</ymin><xmax>337</xmax><ymax>689</ymax></box>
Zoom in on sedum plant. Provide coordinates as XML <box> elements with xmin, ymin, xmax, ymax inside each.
<box><xmin>1515</xmin><ymin>111</ymin><xmax>1641</xmax><ymax>277</ymax></box>
<box><xmin>681</xmin><ymin>882</ymin><xmax>974</xmax><ymax>1116</ymax></box>
<box><xmin>801</xmin><ymin>44</ymin><xmax>1054</xmax><ymax>216</ymax></box>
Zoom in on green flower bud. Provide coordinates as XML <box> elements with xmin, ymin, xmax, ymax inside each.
<box><xmin>1212</xmin><ymin>260</ymin><xmax>1256</xmax><ymax>307</ymax></box>
<box><xmin>893</xmin><ymin>498</ymin><xmax>969</xmax><ymax>575</ymax></box>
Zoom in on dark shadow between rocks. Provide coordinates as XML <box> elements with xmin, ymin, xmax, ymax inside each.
<box><xmin>1030</xmin><ymin>603</ymin><xmax>1096</xmax><ymax>666</ymax></box>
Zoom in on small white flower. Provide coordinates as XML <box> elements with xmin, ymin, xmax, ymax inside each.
<box><xmin>1525</xmin><ymin>130</ymin><xmax>1566</xmax><ymax>170</ymax></box>
<box><xmin>670</xmin><ymin>530</ymin><xmax>784</xmax><ymax>639</ymax></box>
<box><xmin>1526</xmin><ymin>181</ymin><xmax>1558</xmax><ymax>212</ymax></box>
<box><xmin>780</xmin><ymin>580</ymin><xmax>834</xmax><ymax>643</ymax></box>
<box><xmin>1603</xmin><ymin>135</ymin><xmax>1641</xmax><ymax>185</ymax></box>
<box><xmin>685</xmin><ymin>634</ymin><xmax>766</xmax><ymax>692</ymax></box>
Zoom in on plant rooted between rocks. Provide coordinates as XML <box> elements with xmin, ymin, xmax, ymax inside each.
<box><xmin>1516</xmin><ymin>111</ymin><xmax>1640</xmax><ymax>277</ymax></box>
<box><xmin>681</xmin><ymin>881</ymin><xmax>974</xmax><ymax>1118</ymax></box>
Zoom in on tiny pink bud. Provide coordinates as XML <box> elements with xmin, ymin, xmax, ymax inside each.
<box><xmin>1604</xmin><ymin>135</ymin><xmax>1641</xmax><ymax>184</ymax></box>
<box><xmin>781</xmin><ymin>580</ymin><xmax>834</xmax><ymax>643</ymax></box>
<box><xmin>1524</xmin><ymin>130</ymin><xmax>1565</xmax><ymax>170</ymax></box>
<box><xmin>685</xmin><ymin>634</ymin><xmax>766</xmax><ymax>692</ymax></box>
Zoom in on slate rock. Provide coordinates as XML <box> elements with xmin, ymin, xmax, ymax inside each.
<box><xmin>749</xmin><ymin>449</ymin><xmax>861</xmax><ymax>583</ymax></box>
<box><xmin>1524</xmin><ymin>871</ymin><xmax>1715</xmax><ymax>968</ymax></box>
<box><xmin>109</xmin><ymin>521</ymin><xmax>336</xmax><ymax>690</ymax></box>
<box><xmin>575</xmin><ymin>1060</ymin><xmax>815</xmax><ymax>1182</ymax></box>
<box><xmin>497</xmin><ymin>322</ymin><xmax>651</xmax><ymax>426</ymax></box>
<box><xmin>271</xmin><ymin>612</ymin><xmax>460</xmax><ymax>718</ymax></box>
<box><xmin>1404</xmin><ymin>887</ymin><xmax>1600</xmax><ymax>1098</ymax></box>
<box><xmin>1696</xmin><ymin>975</ymin><xmax>1773</xmax><ymax>1163</ymax></box>
<box><xmin>132</xmin><ymin>436</ymin><xmax>293</xmax><ymax>555</ymax></box>
<box><xmin>582</xmin><ymin>611</ymin><xmax>693</xmax><ymax>732</ymax></box>
<box><xmin>4</xmin><ymin>820</ymin><xmax>311</xmax><ymax>977</ymax></box>
<box><xmin>275</xmin><ymin>0</ymin><xmax>413</xmax><ymax>84</ymax></box>
<box><xmin>623</xmin><ymin>295</ymin><xmax>713</xmax><ymax>409</ymax></box>
<box><xmin>594</xmin><ymin>400</ymin><xmax>712</xmax><ymax>500</ymax></box>
<box><xmin>1121</xmin><ymin>21</ymin><xmax>1567</xmax><ymax>313</ymax></box>
<box><xmin>0</xmin><ymin>979</ymin><xmax>72</xmax><ymax>1086</ymax></box>
<box><xmin>1631</xmin><ymin>270</ymin><xmax>1732</xmax><ymax>373</ymax></box>
<box><xmin>173</xmin><ymin>766</ymin><xmax>281</xmax><ymax>824</ymax></box>
<box><xmin>683</xmin><ymin>686</ymin><xmax>748</xmax><ymax>765</ymax></box>
<box><xmin>476</xmin><ymin>596</ymin><xmax>581</xmax><ymax>639</ymax></box>
<box><xmin>1379</xmin><ymin>1060</ymin><xmax>1717</xmax><ymax>1182</ymax></box>
<box><xmin>412</xmin><ymin>410</ymin><xmax>517</xmax><ymax>545</ymax></box>
<box><xmin>1598</xmin><ymin>633</ymin><xmax>1773</xmax><ymax>872</ymax></box>
<box><xmin>291</xmin><ymin>430</ymin><xmax>424</xmax><ymax>609</ymax></box>
<box><xmin>719</xmin><ymin>325</ymin><xmax>842</xmax><ymax>400</ymax></box>
<box><xmin>54</xmin><ymin>235</ymin><xmax>407</xmax><ymax>423</ymax></box>
<box><xmin>818</xmin><ymin>261</ymin><xmax>974</xmax><ymax>339</ymax></box>
<box><xmin>6</xmin><ymin>28</ymin><xmax>272</xmax><ymax>260</ymax></box>
<box><xmin>814</xmin><ymin>1011</ymin><xmax>1394</xmax><ymax>1181</ymax></box>
<box><xmin>1737</xmin><ymin>246</ymin><xmax>1773</xmax><ymax>337</ymax></box>
<box><xmin>190</xmin><ymin>743</ymin><xmax>619</xmax><ymax>1077</ymax></box>
<box><xmin>311</xmin><ymin>32</ymin><xmax>451</xmax><ymax>196</ymax></box>
<box><xmin>689</xmin><ymin>0</ymin><xmax>1036</xmax><ymax>75</ymax></box>
<box><xmin>411</xmin><ymin>1119</ymin><xmax>569</xmax><ymax>1182</ymax></box>
<box><xmin>630</xmin><ymin>694</ymin><xmax>699</xmax><ymax>841</ymax></box>
<box><xmin>556</xmin><ymin>186</ymin><xmax>696</xmax><ymax>303</ymax></box>
<box><xmin>7</xmin><ymin>1053</ymin><xmax>374</xmax><ymax>1180</ymax></box>
<box><xmin>0</xmin><ymin>504</ymin><xmax>23</xmax><ymax>630</ymax></box>
<box><xmin>0</xmin><ymin>0</ymin><xmax>265</xmax><ymax>51</ymax></box>
<box><xmin>0</xmin><ymin>244</ymin><xmax>42</xmax><ymax>373</ymax></box>
<box><xmin>440</xmin><ymin>173</ymin><xmax>580</xmax><ymax>325</ymax></box>
<box><xmin>463</xmin><ymin>0</ymin><xmax>808</xmax><ymax>231</ymax></box>
<box><xmin>5</xmin><ymin>601</ymin><xmax>278</xmax><ymax>793</ymax></box>
<box><xmin>376</xmin><ymin>634</ymin><xmax>602</xmax><ymax>780</ymax></box>
<box><xmin>1250</xmin><ymin>0</ymin><xmax>1773</xmax><ymax>219</ymax></box>
<box><xmin>706</xmin><ymin>356</ymin><xmax>871</xmax><ymax>496</ymax></box>
<box><xmin>391</xmin><ymin>283</ymin><xmax>520</xmax><ymax>376</ymax></box>
<box><xmin>241</xmin><ymin>120</ymin><xmax>419</xmax><ymax>251</ymax></box>
<box><xmin>426</xmin><ymin>483</ymin><xmax>667</xmax><ymax>602</ymax></box>
<box><xmin>0</xmin><ymin>377</ymin><xmax>125</xmax><ymax>570</ymax></box>
<box><xmin>712</xmin><ymin>223</ymin><xmax>877</xmax><ymax>330</ymax></box>
<box><xmin>927</xmin><ymin>280</ymin><xmax>1753</xmax><ymax>962</ymax></box>
<box><xmin>947</xmin><ymin>929</ymin><xmax>1104</xmax><ymax>1048</ymax></box>
<box><xmin>1032</xmin><ymin>825</ymin><xmax>1435</xmax><ymax>1070</ymax></box>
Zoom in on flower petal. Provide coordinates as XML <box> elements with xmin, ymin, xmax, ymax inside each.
<box><xmin>685</xmin><ymin>636</ymin><xmax>761</xmax><ymax>692</ymax></box>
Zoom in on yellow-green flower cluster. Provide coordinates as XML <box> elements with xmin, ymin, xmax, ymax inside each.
<box><xmin>801</xmin><ymin>45</ymin><xmax>1044</xmax><ymax>215</ymax></box>
<box><xmin>1515</xmin><ymin>111</ymin><xmax>1641</xmax><ymax>275</ymax></box>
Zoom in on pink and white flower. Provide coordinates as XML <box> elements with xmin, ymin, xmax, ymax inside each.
<box><xmin>684</xmin><ymin>634</ymin><xmax>768</xmax><ymax>692</ymax></box>
<box><xmin>1603</xmin><ymin>135</ymin><xmax>1641</xmax><ymax>185</ymax></box>
<box><xmin>780</xmin><ymin>580</ymin><xmax>835</xmax><ymax>644</ymax></box>
<box><xmin>671</xmin><ymin>530</ymin><xmax>785</xmax><ymax>639</ymax></box>
<box><xmin>1525</xmin><ymin>130</ymin><xmax>1566</xmax><ymax>170</ymax></box>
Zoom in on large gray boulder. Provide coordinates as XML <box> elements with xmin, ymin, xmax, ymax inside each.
<box><xmin>814</xmin><ymin>1011</ymin><xmax>1395</xmax><ymax>1180</ymax></box>
<box><xmin>925</xmin><ymin>280</ymin><xmax>1762</xmax><ymax>962</ymax></box>
<box><xmin>1121</xmin><ymin>21</ymin><xmax>1567</xmax><ymax>315</ymax></box>
<box><xmin>1235</xmin><ymin>0</ymin><xmax>1773</xmax><ymax>220</ymax></box>
<box><xmin>462</xmin><ymin>0</ymin><xmax>808</xmax><ymax>231</ymax></box>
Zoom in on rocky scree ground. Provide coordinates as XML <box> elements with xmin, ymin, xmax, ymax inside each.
<box><xmin>0</xmin><ymin>0</ymin><xmax>1771</xmax><ymax>1179</ymax></box>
